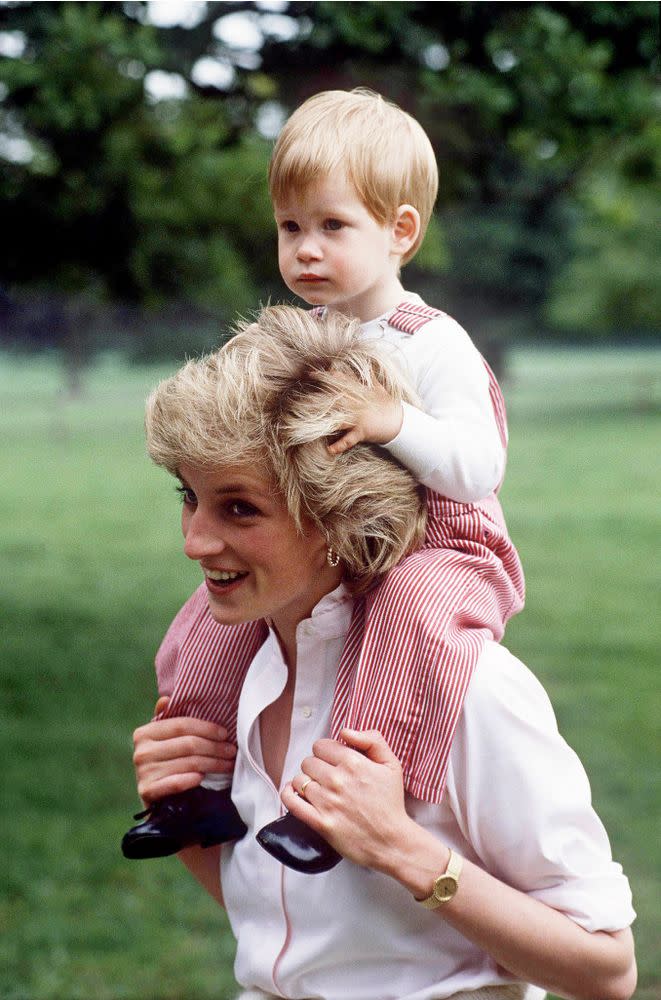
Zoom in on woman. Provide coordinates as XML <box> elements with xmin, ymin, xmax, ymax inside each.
<box><xmin>132</xmin><ymin>306</ymin><xmax>636</xmax><ymax>1000</ymax></box>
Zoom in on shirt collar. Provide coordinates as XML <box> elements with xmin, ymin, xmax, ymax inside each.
<box><xmin>264</xmin><ymin>583</ymin><xmax>354</xmax><ymax>644</ymax></box>
<box><xmin>360</xmin><ymin>292</ymin><xmax>424</xmax><ymax>335</ymax></box>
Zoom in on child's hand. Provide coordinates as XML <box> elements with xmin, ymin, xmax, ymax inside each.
<box><xmin>327</xmin><ymin>384</ymin><xmax>403</xmax><ymax>454</ymax></box>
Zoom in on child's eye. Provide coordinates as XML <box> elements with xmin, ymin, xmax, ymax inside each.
<box><xmin>176</xmin><ymin>485</ymin><xmax>197</xmax><ymax>506</ymax></box>
<box><xmin>281</xmin><ymin>220</ymin><xmax>299</xmax><ymax>233</ymax></box>
<box><xmin>324</xmin><ymin>218</ymin><xmax>343</xmax><ymax>231</ymax></box>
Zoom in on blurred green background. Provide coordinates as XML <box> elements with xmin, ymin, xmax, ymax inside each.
<box><xmin>1</xmin><ymin>3</ymin><xmax>659</xmax><ymax>999</ymax></box>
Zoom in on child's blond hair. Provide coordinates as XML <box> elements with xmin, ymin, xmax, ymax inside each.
<box><xmin>268</xmin><ymin>88</ymin><xmax>438</xmax><ymax>263</ymax></box>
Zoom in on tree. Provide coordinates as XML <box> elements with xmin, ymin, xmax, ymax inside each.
<box><xmin>0</xmin><ymin>2</ymin><xmax>274</xmax><ymax>378</ymax></box>
<box><xmin>1</xmin><ymin>1</ymin><xmax>658</xmax><ymax>376</ymax></box>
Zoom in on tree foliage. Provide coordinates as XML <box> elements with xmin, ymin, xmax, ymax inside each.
<box><xmin>0</xmin><ymin>1</ymin><xmax>658</xmax><ymax>362</ymax></box>
<box><xmin>0</xmin><ymin>3</ymin><xmax>272</xmax><ymax>311</ymax></box>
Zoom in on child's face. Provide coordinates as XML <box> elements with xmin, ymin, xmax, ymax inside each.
<box><xmin>274</xmin><ymin>173</ymin><xmax>405</xmax><ymax>323</ymax></box>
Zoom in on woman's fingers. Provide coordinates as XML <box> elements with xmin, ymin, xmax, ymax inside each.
<box><xmin>154</xmin><ymin>695</ymin><xmax>170</xmax><ymax>717</ymax></box>
<box><xmin>133</xmin><ymin>744</ymin><xmax>234</xmax><ymax>774</ymax></box>
<box><xmin>281</xmin><ymin>781</ymin><xmax>321</xmax><ymax>827</ymax></box>
<box><xmin>291</xmin><ymin>741</ymin><xmax>365</xmax><ymax>799</ymax></box>
<box><xmin>294</xmin><ymin>754</ymin><xmax>335</xmax><ymax>788</ymax></box>
<box><xmin>138</xmin><ymin>771</ymin><xmax>205</xmax><ymax>803</ymax></box>
<box><xmin>134</xmin><ymin>744</ymin><xmax>234</xmax><ymax>803</ymax></box>
<box><xmin>132</xmin><ymin>715</ymin><xmax>237</xmax><ymax>803</ymax></box>
<box><xmin>135</xmin><ymin>716</ymin><xmax>228</xmax><ymax>745</ymax></box>
<box><xmin>340</xmin><ymin>728</ymin><xmax>400</xmax><ymax>766</ymax></box>
<box><xmin>133</xmin><ymin>732</ymin><xmax>234</xmax><ymax>765</ymax></box>
<box><xmin>311</xmin><ymin>731</ymin><xmax>401</xmax><ymax>773</ymax></box>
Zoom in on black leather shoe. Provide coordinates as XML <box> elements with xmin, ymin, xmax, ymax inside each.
<box><xmin>121</xmin><ymin>786</ymin><xmax>247</xmax><ymax>859</ymax></box>
<box><xmin>256</xmin><ymin>813</ymin><xmax>342</xmax><ymax>874</ymax></box>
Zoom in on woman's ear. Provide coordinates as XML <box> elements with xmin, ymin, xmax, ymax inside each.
<box><xmin>391</xmin><ymin>204</ymin><xmax>421</xmax><ymax>258</ymax></box>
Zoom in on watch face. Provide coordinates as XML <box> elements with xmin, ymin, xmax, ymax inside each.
<box><xmin>434</xmin><ymin>875</ymin><xmax>458</xmax><ymax>903</ymax></box>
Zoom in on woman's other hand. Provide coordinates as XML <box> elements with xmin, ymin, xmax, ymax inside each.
<box><xmin>132</xmin><ymin>698</ymin><xmax>237</xmax><ymax>805</ymax></box>
<box><xmin>280</xmin><ymin>728</ymin><xmax>416</xmax><ymax>871</ymax></box>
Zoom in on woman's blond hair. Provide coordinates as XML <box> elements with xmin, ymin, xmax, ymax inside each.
<box><xmin>145</xmin><ymin>305</ymin><xmax>426</xmax><ymax>594</ymax></box>
<box><xmin>268</xmin><ymin>89</ymin><xmax>438</xmax><ymax>264</ymax></box>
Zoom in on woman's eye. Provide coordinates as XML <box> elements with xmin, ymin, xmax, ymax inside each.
<box><xmin>325</xmin><ymin>218</ymin><xmax>343</xmax><ymax>231</ymax></box>
<box><xmin>176</xmin><ymin>486</ymin><xmax>197</xmax><ymax>506</ymax></box>
<box><xmin>229</xmin><ymin>500</ymin><xmax>259</xmax><ymax>518</ymax></box>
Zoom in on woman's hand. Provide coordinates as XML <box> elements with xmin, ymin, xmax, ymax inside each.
<box><xmin>280</xmin><ymin>728</ymin><xmax>416</xmax><ymax>871</ymax></box>
<box><xmin>282</xmin><ymin>728</ymin><xmax>637</xmax><ymax>1000</ymax></box>
<box><xmin>132</xmin><ymin>698</ymin><xmax>237</xmax><ymax>804</ymax></box>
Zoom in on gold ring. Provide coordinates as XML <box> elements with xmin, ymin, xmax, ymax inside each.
<box><xmin>300</xmin><ymin>778</ymin><xmax>313</xmax><ymax>800</ymax></box>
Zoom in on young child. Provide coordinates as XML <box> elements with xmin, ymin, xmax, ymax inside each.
<box><xmin>122</xmin><ymin>88</ymin><xmax>525</xmax><ymax>872</ymax></box>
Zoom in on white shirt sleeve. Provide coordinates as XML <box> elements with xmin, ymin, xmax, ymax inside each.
<box><xmin>444</xmin><ymin>643</ymin><xmax>636</xmax><ymax>933</ymax></box>
<box><xmin>382</xmin><ymin>315</ymin><xmax>506</xmax><ymax>502</ymax></box>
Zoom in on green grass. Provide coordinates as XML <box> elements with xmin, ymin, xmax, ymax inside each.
<box><xmin>1</xmin><ymin>347</ymin><xmax>659</xmax><ymax>999</ymax></box>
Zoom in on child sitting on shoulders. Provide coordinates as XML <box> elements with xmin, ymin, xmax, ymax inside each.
<box><xmin>122</xmin><ymin>88</ymin><xmax>524</xmax><ymax>873</ymax></box>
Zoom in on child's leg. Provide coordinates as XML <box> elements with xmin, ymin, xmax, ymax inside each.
<box><xmin>154</xmin><ymin>584</ymin><xmax>265</xmax><ymax>738</ymax></box>
<box><xmin>154</xmin><ymin>587</ymin><xmax>231</xmax><ymax>790</ymax></box>
<box><xmin>122</xmin><ymin>587</ymin><xmax>265</xmax><ymax>859</ymax></box>
<box><xmin>257</xmin><ymin>501</ymin><xmax>524</xmax><ymax>871</ymax></box>
<box><xmin>330</xmin><ymin>502</ymin><xmax>524</xmax><ymax>804</ymax></box>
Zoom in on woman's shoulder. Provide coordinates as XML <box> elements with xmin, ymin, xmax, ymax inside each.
<box><xmin>463</xmin><ymin>641</ymin><xmax>559</xmax><ymax>729</ymax></box>
<box><xmin>449</xmin><ymin>640</ymin><xmax>591</xmax><ymax>820</ymax></box>
<box><xmin>446</xmin><ymin>642</ymin><xmax>636</xmax><ymax>933</ymax></box>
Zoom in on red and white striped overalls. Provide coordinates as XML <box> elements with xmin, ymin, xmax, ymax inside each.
<box><xmin>154</xmin><ymin>303</ymin><xmax>525</xmax><ymax>804</ymax></box>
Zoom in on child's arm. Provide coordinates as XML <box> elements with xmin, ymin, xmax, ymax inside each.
<box><xmin>330</xmin><ymin>315</ymin><xmax>505</xmax><ymax>504</ymax></box>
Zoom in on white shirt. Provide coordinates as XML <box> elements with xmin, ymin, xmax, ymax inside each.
<box><xmin>221</xmin><ymin>587</ymin><xmax>635</xmax><ymax>1000</ymax></box>
<box><xmin>362</xmin><ymin>295</ymin><xmax>506</xmax><ymax>502</ymax></box>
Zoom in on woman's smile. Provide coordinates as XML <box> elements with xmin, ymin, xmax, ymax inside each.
<box><xmin>178</xmin><ymin>462</ymin><xmax>341</xmax><ymax>644</ymax></box>
<box><xmin>203</xmin><ymin>568</ymin><xmax>249</xmax><ymax>594</ymax></box>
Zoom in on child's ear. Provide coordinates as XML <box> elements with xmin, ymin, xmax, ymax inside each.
<box><xmin>391</xmin><ymin>205</ymin><xmax>421</xmax><ymax>257</ymax></box>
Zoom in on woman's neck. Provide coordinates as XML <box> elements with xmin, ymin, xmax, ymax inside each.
<box><xmin>272</xmin><ymin>623</ymin><xmax>298</xmax><ymax>673</ymax></box>
<box><xmin>270</xmin><ymin>571</ymin><xmax>343</xmax><ymax>667</ymax></box>
<box><xmin>259</xmin><ymin>655</ymin><xmax>296</xmax><ymax>789</ymax></box>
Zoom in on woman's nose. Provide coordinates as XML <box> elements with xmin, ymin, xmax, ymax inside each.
<box><xmin>182</xmin><ymin>509</ymin><xmax>225</xmax><ymax>561</ymax></box>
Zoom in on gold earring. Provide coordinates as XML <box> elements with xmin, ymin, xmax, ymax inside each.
<box><xmin>326</xmin><ymin>546</ymin><xmax>340</xmax><ymax>568</ymax></box>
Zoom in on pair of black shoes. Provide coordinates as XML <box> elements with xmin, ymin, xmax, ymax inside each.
<box><xmin>121</xmin><ymin>786</ymin><xmax>341</xmax><ymax>873</ymax></box>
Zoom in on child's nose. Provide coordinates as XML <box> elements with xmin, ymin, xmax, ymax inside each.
<box><xmin>296</xmin><ymin>235</ymin><xmax>322</xmax><ymax>262</ymax></box>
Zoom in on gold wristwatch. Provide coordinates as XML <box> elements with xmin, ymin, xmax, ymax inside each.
<box><xmin>417</xmin><ymin>849</ymin><xmax>463</xmax><ymax>908</ymax></box>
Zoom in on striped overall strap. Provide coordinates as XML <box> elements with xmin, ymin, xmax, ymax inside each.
<box><xmin>388</xmin><ymin>301</ymin><xmax>509</xmax><ymax>450</ymax></box>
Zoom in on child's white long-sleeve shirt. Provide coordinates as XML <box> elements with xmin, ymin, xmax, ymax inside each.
<box><xmin>361</xmin><ymin>295</ymin><xmax>506</xmax><ymax>503</ymax></box>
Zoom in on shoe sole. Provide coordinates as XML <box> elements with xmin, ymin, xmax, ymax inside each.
<box><xmin>121</xmin><ymin>834</ymin><xmax>183</xmax><ymax>860</ymax></box>
<box><xmin>121</xmin><ymin>830</ymin><xmax>242</xmax><ymax>860</ymax></box>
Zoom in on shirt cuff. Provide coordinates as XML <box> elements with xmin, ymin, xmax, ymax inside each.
<box><xmin>383</xmin><ymin>401</ymin><xmax>442</xmax><ymax>482</ymax></box>
<box><xmin>383</xmin><ymin>402</ymin><xmax>503</xmax><ymax>501</ymax></box>
<box><xmin>530</xmin><ymin>870</ymin><xmax>636</xmax><ymax>933</ymax></box>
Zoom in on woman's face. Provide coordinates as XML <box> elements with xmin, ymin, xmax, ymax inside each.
<box><xmin>177</xmin><ymin>462</ymin><xmax>338</xmax><ymax>637</ymax></box>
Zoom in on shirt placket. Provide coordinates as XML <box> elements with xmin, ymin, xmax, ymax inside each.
<box><xmin>272</xmin><ymin>617</ymin><xmax>339</xmax><ymax>995</ymax></box>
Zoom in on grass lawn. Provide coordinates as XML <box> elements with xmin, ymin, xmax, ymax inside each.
<box><xmin>1</xmin><ymin>346</ymin><xmax>659</xmax><ymax>999</ymax></box>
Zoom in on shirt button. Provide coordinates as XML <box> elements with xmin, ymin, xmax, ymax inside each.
<box><xmin>302</xmin><ymin>706</ymin><xmax>313</xmax><ymax>719</ymax></box>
